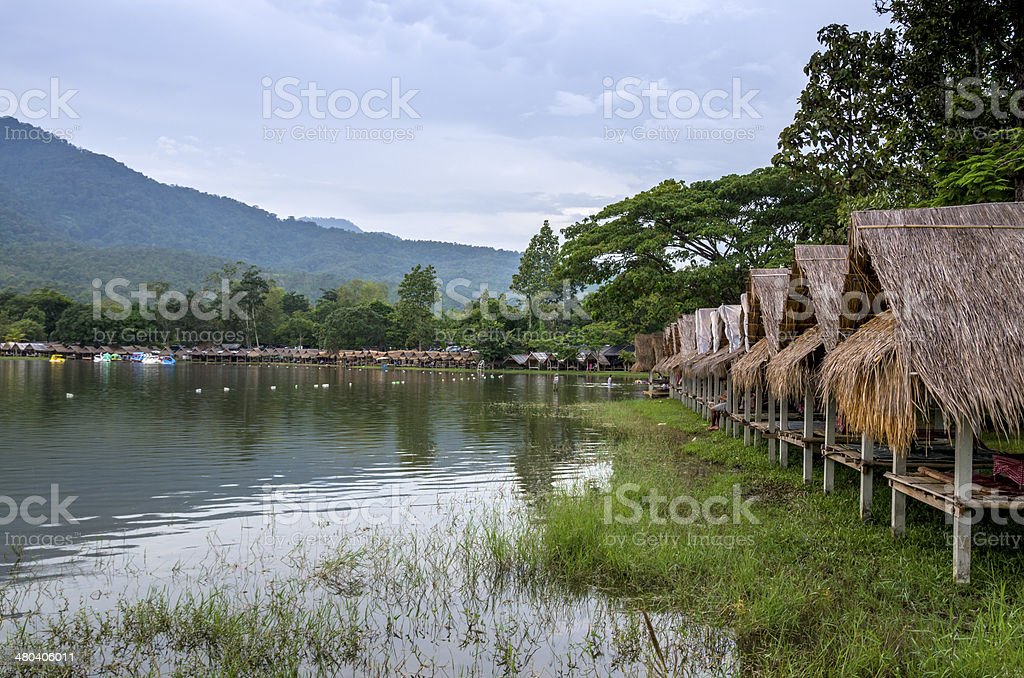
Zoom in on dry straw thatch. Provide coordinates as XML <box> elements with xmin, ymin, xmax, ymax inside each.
<box><xmin>665</xmin><ymin>314</ymin><xmax>697</xmax><ymax>371</ymax></box>
<box><xmin>851</xmin><ymin>203</ymin><xmax>1024</xmax><ymax>436</ymax></box>
<box><xmin>819</xmin><ymin>312</ymin><xmax>917</xmax><ymax>453</ymax></box>
<box><xmin>731</xmin><ymin>337</ymin><xmax>770</xmax><ymax>391</ymax></box>
<box><xmin>766</xmin><ymin>326</ymin><xmax>823</xmax><ymax>401</ymax></box>
<box><xmin>632</xmin><ymin>333</ymin><xmax>658</xmax><ymax>372</ymax></box>
<box><xmin>793</xmin><ymin>245</ymin><xmax>850</xmax><ymax>351</ymax></box>
<box><xmin>750</xmin><ymin>269</ymin><xmax>792</xmax><ymax>355</ymax></box>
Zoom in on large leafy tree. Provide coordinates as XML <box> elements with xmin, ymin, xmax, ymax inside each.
<box><xmin>511</xmin><ymin>220</ymin><xmax>561</xmax><ymax>328</ymax></box>
<box><xmin>394</xmin><ymin>265</ymin><xmax>439</xmax><ymax>349</ymax></box>
<box><xmin>557</xmin><ymin>167</ymin><xmax>837</xmax><ymax>334</ymax></box>
<box><xmin>779</xmin><ymin>1</ymin><xmax>1024</xmax><ymax>207</ymax></box>
<box><xmin>320</xmin><ymin>302</ymin><xmax>393</xmax><ymax>350</ymax></box>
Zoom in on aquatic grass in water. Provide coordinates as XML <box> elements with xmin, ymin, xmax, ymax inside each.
<box><xmin>0</xmin><ymin>496</ymin><xmax>736</xmax><ymax>676</ymax></box>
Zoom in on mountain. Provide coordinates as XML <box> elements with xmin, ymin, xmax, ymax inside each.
<box><xmin>300</xmin><ymin>216</ymin><xmax>363</xmax><ymax>233</ymax></box>
<box><xmin>0</xmin><ymin>118</ymin><xmax>522</xmax><ymax>299</ymax></box>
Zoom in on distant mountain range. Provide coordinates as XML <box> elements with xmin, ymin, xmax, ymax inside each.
<box><xmin>300</xmin><ymin>216</ymin><xmax>363</xmax><ymax>233</ymax></box>
<box><xmin>0</xmin><ymin>118</ymin><xmax>522</xmax><ymax>300</ymax></box>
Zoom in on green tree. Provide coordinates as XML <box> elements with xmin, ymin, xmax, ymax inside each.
<box><xmin>558</xmin><ymin>168</ymin><xmax>836</xmax><ymax>334</ymax></box>
<box><xmin>282</xmin><ymin>291</ymin><xmax>310</xmax><ymax>316</ymax></box>
<box><xmin>512</xmin><ymin>220</ymin><xmax>561</xmax><ymax>328</ymax></box>
<box><xmin>320</xmin><ymin>302</ymin><xmax>393</xmax><ymax>350</ymax></box>
<box><xmin>334</xmin><ymin>279</ymin><xmax>390</xmax><ymax>307</ymax></box>
<box><xmin>5</xmin><ymin>318</ymin><xmax>46</xmax><ymax>341</ymax></box>
<box><xmin>275</xmin><ymin>316</ymin><xmax>318</xmax><ymax>347</ymax></box>
<box><xmin>394</xmin><ymin>265</ymin><xmax>439</xmax><ymax>349</ymax></box>
<box><xmin>779</xmin><ymin>1</ymin><xmax>1024</xmax><ymax>207</ymax></box>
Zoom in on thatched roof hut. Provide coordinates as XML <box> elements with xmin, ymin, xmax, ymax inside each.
<box><xmin>821</xmin><ymin>203</ymin><xmax>1024</xmax><ymax>452</ymax></box>
<box><xmin>765</xmin><ymin>245</ymin><xmax>852</xmax><ymax>400</ymax></box>
<box><xmin>632</xmin><ymin>333</ymin><xmax>659</xmax><ymax>372</ymax></box>
<box><xmin>749</xmin><ymin>269</ymin><xmax>791</xmax><ymax>355</ymax></box>
<box><xmin>665</xmin><ymin>314</ymin><xmax>697</xmax><ymax>372</ymax></box>
<box><xmin>730</xmin><ymin>269</ymin><xmax>791</xmax><ymax>391</ymax></box>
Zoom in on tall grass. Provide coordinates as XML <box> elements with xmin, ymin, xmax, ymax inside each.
<box><xmin>528</xmin><ymin>399</ymin><xmax>1024</xmax><ymax>676</ymax></box>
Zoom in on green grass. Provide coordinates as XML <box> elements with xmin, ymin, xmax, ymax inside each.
<box><xmin>526</xmin><ymin>399</ymin><xmax>1024</xmax><ymax>676</ymax></box>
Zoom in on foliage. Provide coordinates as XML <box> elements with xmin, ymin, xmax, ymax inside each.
<box><xmin>933</xmin><ymin>130</ymin><xmax>1024</xmax><ymax>205</ymax></box>
<box><xmin>778</xmin><ymin>1</ymin><xmax>1024</xmax><ymax>210</ymax></box>
<box><xmin>512</xmin><ymin>220</ymin><xmax>562</xmax><ymax>328</ymax></box>
<box><xmin>319</xmin><ymin>302</ymin><xmax>393</xmax><ymax>351</ymax></box>
<box><xmin>558</xmin><ymin>167</ymin><xmax>837</xmax><ymax>334</ymax></box>
<box><xmin>394</xmin><ymin>265</ymin><xmax>440</xmax><ymax>350</ymax></box>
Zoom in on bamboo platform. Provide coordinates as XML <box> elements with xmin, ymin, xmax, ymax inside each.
<box><xmin>886</xmin><ymin>469</ymin><xmax>1024</xmax><ymax>515</ymax></box>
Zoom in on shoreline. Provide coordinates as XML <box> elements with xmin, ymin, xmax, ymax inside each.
<box><xmin>524</xmin><ymin>398</ymin><xmax>1024</xmax><ymax>675</ymax></box>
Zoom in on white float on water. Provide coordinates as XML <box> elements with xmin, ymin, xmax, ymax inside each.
<box><xmin>195</xmin><ymin>388</ymin><xmax>202</xmax><ymax>394</ymax></box>
<box><xmin>65</xmin><ymin>393</ymin><xmax>74</xmax><ymax>398</ymax></box>
<box><xmin>224</xmin><ymin>387</ymin><xmax>230</xmax><ymax>392</ymax></box>
<box><xmin>270</xmin><ymin>386</ymin><xmax>277</xmax><ymax>390</ymax></box>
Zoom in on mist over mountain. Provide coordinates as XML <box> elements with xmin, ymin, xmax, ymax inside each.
<box><xmin>0</xmin><ymin>118</ymin><xmax>522</xmax><ymax>299</ymax></box>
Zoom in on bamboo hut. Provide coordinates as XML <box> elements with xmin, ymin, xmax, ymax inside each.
<box><xmin>820</xmin><ymin>203</ymin><xmax>1024</xmax><ymax>583</ymax></box>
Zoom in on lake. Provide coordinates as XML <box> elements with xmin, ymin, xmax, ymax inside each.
<box><xmin>0</xmin><ymin>360</ymin><xmax>733</xmax><ymax>675</ymax></box>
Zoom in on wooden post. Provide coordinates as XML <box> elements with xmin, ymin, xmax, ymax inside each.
<box><xmin>779</xmin><ymin>397</ymin><xmax>789</xmax><ymax>468</ymax></box>
<box><xmin>860</xmin><ymin>433</ymin><xmax>874</xmax><ymax>522</ymax></box>
<box><xmin>728</xmin><ymin>376</ymin><xmax>738</xmax><ymax>438</ymax></box>
<box><xmin>754</xmin><ymin>389</ymin><xmax>763</xmax><ymax>447</ymax></box>
<box><xmin>744</xmin><ymin>388</ymin><xmax>753</xmax><ymax>446</ymax></box>
<box><xmin>802</xmin><ymin>384</ymin><xmax>815</xmax><ymax>484</ymax></box>
<box><xmin>823</xmin><ymin>398</ymin><xmax>837</xmax><ymax>493</ymax></box>
<box><xmin>954</xmin><ymin>418</ymin><xmax>974</xmax><ymax>584</ymax></box>
<box><xmin>767</xmin><ymin>395</ymin><xmax>777</xmax><ymax>464</ymax></box>
<box><xmin>724</xmin><ymin>375</ymin><xmax>733</xmax><ymax>436</ymax></box>
<box><xmin>891</xmin><ymin>451</ymin><xmax>907</xmax><ymax>538</ymax></box>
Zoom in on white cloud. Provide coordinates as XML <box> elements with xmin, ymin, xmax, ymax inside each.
<box><xmin>547</xmin><ymin>91</ymin><xmax>599</xmax><ymax>117</ymax></box>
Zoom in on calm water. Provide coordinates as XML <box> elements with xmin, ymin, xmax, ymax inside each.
<box><xmin>0</xmin><ymin>360</ymin><xmax>734</xmax><ymax>675</ymax></box>
<box><xmin>0</xmin><ymin>360</ymin><xmax>625</xmax><ymax>582</ymax></box>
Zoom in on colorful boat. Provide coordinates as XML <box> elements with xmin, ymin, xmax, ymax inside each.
<box><xmin>49</xmin><ymin>354</ymin><xmax>65</xmax><ymax>363</ymax></box>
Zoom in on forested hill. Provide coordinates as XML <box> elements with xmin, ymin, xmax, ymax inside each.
<box><xmin>0</xmin><ymin>118</ymin><xmax>521</xmax><ymax>297</ymax></box>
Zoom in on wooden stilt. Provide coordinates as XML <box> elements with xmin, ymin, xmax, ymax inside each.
<box><xmin>744</xmin><ymin>388</ymin><xmax>753</xmax><ymax>446</ymax></box>
<box><xmin>724</xmin><ymin>375</ymin><xmax>733</xmax><ymax>436</ymax></box>
<box><xmin>892</xmin><ymin>451</ymin><xmax>907</xmax><ymax>538</ymax></box>
<box><xmin>802</xmin><ymin>384</ymin><xmax>814</xmax><ymax>484</ymax></box>
<box><xmin>954</xmin><ymin>419</ymin><xmax>974</xmax><ymax>584</ymax></box>
<box><xmin>779</xmin><ymin>397</ymin><xmax>789</xmax><ymax>468</ymax></box>
<box><xmin>860</xmin><ymin>433</ymin><xmax>874</xmax><ymax>522</ymax></box>
<box><xmin>754</xmin><ymin>389</ymin><xmax>763</xmax><ymax>447</ymax></box>
<box><xmin>767</xmin><ymin>396</ymin><xmax>777</xmax><ymax>464</ymax></box>
<box><xmin>823</xmin><ymin>398</ymin><xmax>837</xmax><ymax>493</ymax></box>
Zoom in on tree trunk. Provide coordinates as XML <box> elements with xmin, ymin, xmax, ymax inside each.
<box><xmin>1016</xmin><ymin>175</ymin><xmax>1024</xmax><ymax>203</ymax></box>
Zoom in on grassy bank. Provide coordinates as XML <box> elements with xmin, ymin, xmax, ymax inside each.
<box><xmin>527</xmin><ymin>399</ymin><xmax>1024</xmax><ymax>676</ymax></box>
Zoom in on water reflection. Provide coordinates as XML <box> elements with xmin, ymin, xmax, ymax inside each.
<box><xmin>0</xmin><ymin>361</ymin><xmax>630</xmax><ymax>581</ymax></box>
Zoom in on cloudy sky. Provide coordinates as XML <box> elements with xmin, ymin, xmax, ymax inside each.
<box><xmin>3</xmin><ymin>0</ymin><xmax>888</xmax><ymax>251</ymax></box>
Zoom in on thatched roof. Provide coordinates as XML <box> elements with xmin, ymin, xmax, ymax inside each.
<box><xmin>766</xmin><ymin>326</ymin><xmax>823</xmax><ymax>401</ymax></box>
<box><xmin>819</xmin><ymin>312</ymin><xmax>916</xmax><ymax>453</ymax></box>
<box><xmin>632</xmin><ymin>333</ymin><xmax>659</xmax><ymax>372</ymax></box>
<box><xmin>731</xmin><ymin>337</ymin><xmax>770</xmax><ymax>392</ymax></box>
<box><xmin>851</xmin><ymin>203</ymin><xmax>1024</xmax><ymax>436</ymax></box>
<box><xmin>665</xmin><ymin>314</ymin><xmax>697</xmax><ymax>371</ymax></box>
<box><xmin>690</xmin><ymin>346</ymin><xmax>741</xmax><ymax>378</ymax></box>
<box><xmin>749</xmin><ymin>269</ymin><xmax>791</xmax><ymax>355</ymax></box>
<box><xmin>792</xmin><ymin>245</ymin><xmax>850</xmax><ymax>352</ymax></box>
